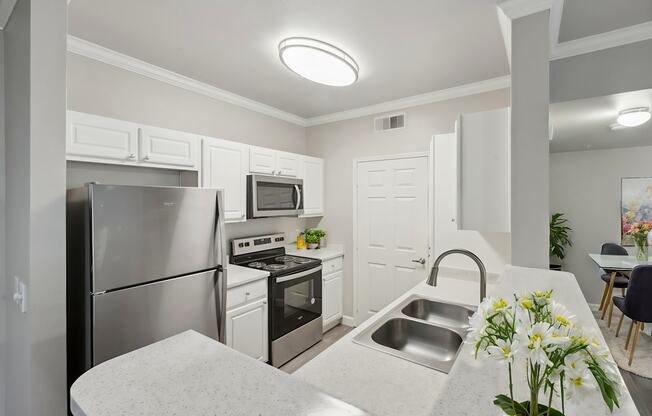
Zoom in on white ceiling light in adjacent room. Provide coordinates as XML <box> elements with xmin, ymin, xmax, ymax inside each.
<box><xmin>616</xmin><ymin>107</ymin><xmax>651</xmax><ymax>127</ymax></box>
<box><xmin>278</xmin><ymin>37</ymin><xmax>359</xmax><ymax>87</ymax></box>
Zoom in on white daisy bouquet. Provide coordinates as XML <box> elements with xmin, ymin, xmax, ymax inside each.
<box><xmin>469</xmin><ymin>290</ymin><xmax>621</xmax><ymax>416</ymax></box>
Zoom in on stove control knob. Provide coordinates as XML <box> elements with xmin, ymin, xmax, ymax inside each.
<box><xmin>310</xmin><ymin>298</ymin><xmax>316</xmax><ymax>305</ymax></box>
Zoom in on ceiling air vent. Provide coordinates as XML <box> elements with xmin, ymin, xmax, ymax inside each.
<box><xmin>374</xmin><ymin>113</ymin><xmax>405</xmax><ymax>132</ymax></box>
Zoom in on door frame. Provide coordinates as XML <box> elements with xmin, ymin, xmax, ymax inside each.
<box><xmin>352</xmin><ymin>151</ymin><xmax>431</xmax><ymax>326</ymax></box>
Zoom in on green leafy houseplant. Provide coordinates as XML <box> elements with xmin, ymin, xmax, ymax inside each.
<box><xmin>305</xmin><ymin>229</ymin><xmax>326</xmax><ymax>246</ymax></box>
<box><xmin>550</xmin><ymin>213</ymin><xmax>572</xmax><ymax>270</ymax></box>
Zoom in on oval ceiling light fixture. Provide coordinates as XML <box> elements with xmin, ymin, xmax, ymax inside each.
<box><xmin>278</xmin><ymin>37</ymin><xmax>359</xmax><ymax>87</ymax></box>
<box><xmin>616</xmin><ymin>107</ymin><xmax>651</xmax><ymax>127</ymax></box>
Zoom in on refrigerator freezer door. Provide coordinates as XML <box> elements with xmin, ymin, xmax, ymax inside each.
<box><xmin>90</xmin><ymin>184</ymin><xmax>220</xmax><ymax>293</ymax></box>
<box><xmin>92</xmin><ymin>269</ymin><xmax>219</xmax><ymax>365</ymax></box>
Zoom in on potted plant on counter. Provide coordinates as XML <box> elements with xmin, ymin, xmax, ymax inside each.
<box><xmin>305</xmin><ymin>229</ymin><xmax>327</xmax><ymax>249</ymax></box>
<box><xmin>550</xmin><ymin>212</ymin><xmax>572</xmax><ymax>271</ymax></box>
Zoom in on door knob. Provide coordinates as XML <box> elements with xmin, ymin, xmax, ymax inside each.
<box><xmin>411</xmin><ymin>258</ymin><xmax>426</xmax><ymax>265</ymax></box>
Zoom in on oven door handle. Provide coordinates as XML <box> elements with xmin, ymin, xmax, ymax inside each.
<box><xmin>275</xmin><ymin>265</ymin><xmax>322</xmax><ymax>283</ymax></box>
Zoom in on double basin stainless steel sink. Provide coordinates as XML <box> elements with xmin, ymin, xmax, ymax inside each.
<box><xmin>352</xmin><ymin>295</ymin><xmax>476</xmax><ymax>373</ymax></box>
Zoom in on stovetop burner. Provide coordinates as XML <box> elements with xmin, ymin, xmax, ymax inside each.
<box><xmin>264</xmin><ymin>264</ymin><xmax>289</xmax><ymax>271</ymax></box>
<box><xmin>248</xmin><ymin>261</ymin><xmax>267</xmax><ymax>268</ymax></box>
<box><xmin>275</xmin><ymin>255</ymin><xmax>313</xmax><ymax>264</ymax></box>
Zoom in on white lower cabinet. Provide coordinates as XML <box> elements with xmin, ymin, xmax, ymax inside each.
<box><xmin>321</xmin><ymin>256</ymin><xmax>344</xmax><ymax>332</ymax></box>
<box><xmin>225</xmin><ymin>279</ymin><xmax>268</xmax><ymax>362</ymax></box>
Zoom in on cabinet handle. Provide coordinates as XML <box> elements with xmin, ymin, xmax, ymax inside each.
<box><xmin>245</xmin><ymin>292</ymin><xmax>250</xmax><ymax>296</ymax></box>
<box><xmin>143</xmin><ymin>155</ymin><xmax>150</xmax><ymax>161</ymax></box>
<box><xmin>262</xmin><ymin>301</ymin><xmax>267</xmax><ymax>305</ymax></box>
<box><xmin>411</xmin><ymin>258</ymin><xmax>426</xmax><ymax>265</ymax></box>
<box><xmin>127</xmin><ymin>153</ymin><xmax>136</xmax><ymax>160</ymax></box>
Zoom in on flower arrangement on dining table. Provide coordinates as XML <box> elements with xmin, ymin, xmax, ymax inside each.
<box><xmin>622</xmin><ymin>217</ymin><xmax>652</xmax><ymax>261</ymax></box>
<box><xmin>469</xmin><ymin>290</ymin><xmax>621</xmax><ymax>416</ymax></box>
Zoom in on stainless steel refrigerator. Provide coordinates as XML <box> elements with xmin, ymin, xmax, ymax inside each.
<box><xmin>66</xmin><ymin>184</ymin><xmax>227</xmax><ymax>389</ymax></box>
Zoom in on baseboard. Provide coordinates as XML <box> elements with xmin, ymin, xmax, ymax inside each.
<box><xmin>341</xmin><ymin>315</ymin><xmax>357</xmax><ymax>327</ymax></box>
<box><xmin>588</xmin><ymin>303</ymin><xmax>600</xmax><ymax>312</ymax></box>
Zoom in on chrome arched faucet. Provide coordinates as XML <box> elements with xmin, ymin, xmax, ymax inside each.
<box><xmin>427</xmin><ymin>249</ymin><xmax>487</xmax><ymax>302</ymax></box>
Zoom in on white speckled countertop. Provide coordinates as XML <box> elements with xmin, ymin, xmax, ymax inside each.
<box><xmin>227</xmin><ymin>263</ymin><xmax>269</xmax><ymax>289</ymax></box>
<box><xmin>70</xmin><ymin>330</ymin><xmax>371</xmax><ymax>416</ymax></box>
<box><xmin>295</xmin><ymin>266</ymin><xmax>639</xmax><ymax>416</ymax></box>
<box><xmin>286</xmin><ymin>243</ymin><xmax>344</xmax><ymax>261</ymax></box>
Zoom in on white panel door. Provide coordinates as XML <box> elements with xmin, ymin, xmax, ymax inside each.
<box><xmin>323</xmin><ymin>271</ymin><xmax>343</xmax><ymax>325</ymax></box>
<box><xmin>276</xmin><ymin>151</ymin><xmax>299</xmax><ymax>177</ymax></box>
<box><xmin>225</xmin><ymin>298</ymin><xmax>268</xmax><ymax>362</ymax></box>
<box><xmin>139</xmin><ymin>126</ymin><xmax>199</xmax><ymax>169</ymax></box>
<box><xmin>67</xmin><ymin>111</ymin><xmax>139</xmax><ymax>162</ymax></box>
<box><xmin>299</xmin><ymin>156</ymin><xmax>324</xmax><ymax>217</ymax></box>
<box><xmin>249</xmin><ymin>146</ymin><xmax>276</xmax><ymax>175</ymax></box>
<box><xmin>202</xmin><ymin>137</ymin><xmax>249</xmax><ymax>222</ymax></box>
<box><xmin>356</xmin><ymin>156</ymin><xmax>429</xmax><ymax>322</ymax></box>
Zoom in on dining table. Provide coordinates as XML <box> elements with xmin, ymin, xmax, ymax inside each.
<box><xmin>588</xmin><ymin>253</ymin><xmax>652</xmax><ymax>319</ymax></box>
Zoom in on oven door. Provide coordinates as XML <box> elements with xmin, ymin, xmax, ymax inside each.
<box><xmin>270</xmin><ymin>265</ymin><xmax>322</xmax><ymax>340</ymax></box>
<box><xmin>247</xmin><ymin>175</ymin><xmax>304</xmax><ymax>218</ymax></box>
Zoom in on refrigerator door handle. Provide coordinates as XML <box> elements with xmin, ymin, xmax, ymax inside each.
<box><xmin>214</xmin><ymin>190</ymin><xmax>228</xmax><ymax>344</ymax></box>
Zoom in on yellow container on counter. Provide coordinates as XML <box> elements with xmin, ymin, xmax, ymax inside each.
<box><xmin>296</xmin><ymin>233</ymin><xmax>307</xmax><ymax>249</ymax></box>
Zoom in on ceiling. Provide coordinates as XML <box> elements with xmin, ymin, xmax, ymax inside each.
<box><xmin>558</xmin><ymin>0</ymin><xmax>652</xmax><ymax>42</ymax></box>
<box><xmin>549</xmin><ymin>88</ymin><xmax>652</xmax><ymax>153</ymax></box>
<box><xmin>67</xmin><ymin>0</ymin><xmax>509</xmax><ymax>118</ymax></box>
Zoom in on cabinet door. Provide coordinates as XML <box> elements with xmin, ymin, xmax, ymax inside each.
<box><xmin>249</xmin><ymin>146</ymin><xmax>277</xmax><ymax>175</ymax></box>
<box><xmin>457</xmin><ymin>107</ymin><xmax>510</xmax><ymax>232</ymax></box>
<box><xmin>225</xmin><ymin>298</ymin><xmax>268</xmax><ymax>362</ymax></box>
<box><xmin>322</xmin><ymin>270</ymin><xmax>343</xmax><ymax>325</ymax></box>
<box><xmin>139</xmin><ymin>126</ymin><xmax>200</xmax><ymax>169</ymax></box>
<box><xmin>299</xmin><ymin>156</ymin><xmax>324</xmax><ymax>217</ymax></box>
<box><xmin>202</xmin><ymin>137</ymin><xmax>249</xmax><ymax>222</ymax></box>
<box><xmin>67</xmin><ymin>111</ymin><xmax>139</xmax><ymax>163</ymax></box>
<box><xmin>276</xmin><ymin>151</ymin><xmax>299</xmax><ymax>177</ymax></box>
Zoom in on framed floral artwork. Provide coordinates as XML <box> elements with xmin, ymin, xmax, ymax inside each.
<box><xmin>621</xmin><ymin>177</ymin><xmax>652</xmax><ymax>246</ymax></box>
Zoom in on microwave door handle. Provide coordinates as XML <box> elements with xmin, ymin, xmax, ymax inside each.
<box><xmin>294</xmin><ymin>184</ymin><xmax>301</xmax><ymax>210</ymax></box>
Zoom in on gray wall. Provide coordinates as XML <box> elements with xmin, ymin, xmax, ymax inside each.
<box><xmin>550</xmin><ymin>39</ymin><xmax>652</xmax><ymax>104</ymax></box>
<box><xmin>550</xmin><ymin>145</ymin><xmax>652</xmax><ymax>305</ymax></box>
<box><xmin>3</xmin><ymin>0</ymin><xmax>67</xmax><ymax>415</ymax></box>
<box><xmin>510</xmin><ymin>11</ymin><xmax>550</xmax><ymax>269</ymax></box>
<box><xmin>305</xmin><ymin>89</ymin><xmax>510</xmax><ymax>317</ymax></box>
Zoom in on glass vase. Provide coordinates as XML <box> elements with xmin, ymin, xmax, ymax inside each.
<box><xmin>636</xmin><ymin>238</ymin><xmax>648</xmax><ymax>262</ymax></box>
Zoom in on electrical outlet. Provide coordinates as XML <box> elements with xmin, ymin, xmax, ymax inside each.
<box><xmin>12</xmin><ymin>276</ymin><xmax>27</xmax><ymax>313</ymax></box>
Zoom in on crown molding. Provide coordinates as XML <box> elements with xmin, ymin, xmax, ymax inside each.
<box><xmin>497</xmin><ymin>0</ymin><xmax>552</xmax><ymax>20</ymax></box>
<box><xmin>0</xmin><ymin>0</ymin><xmax>18</xmax><ymax>30</ymax></box>
<box><xmin>305</xmin><ymin>75</ymin><xmax>511</xmax><ymax>127</ymax></box>
<box><xmin>67</xmin><ymin>35</ymin><xmax>308</xmax><ymax>127</ymax></box>
<box><xmin>551</xmin><ymin>20</ymin><xmax>652</xmax><ymax>60</ymax></box>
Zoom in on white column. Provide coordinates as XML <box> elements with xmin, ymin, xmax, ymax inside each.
<box><xmin>509</xmin><ymin>10</ymin><xmax>551</xmax><ymax>268</ymax></box>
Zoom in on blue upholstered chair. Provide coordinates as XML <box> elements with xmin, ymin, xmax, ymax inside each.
<box><xmin>613</xmin><ymin>265</ymin><xmax>652</xmax><ymax>366</ymax></box>
<box><xmin>599</xmin><ymin>243</ymin><xmax>629</xmax><ymax>321</ymax></box>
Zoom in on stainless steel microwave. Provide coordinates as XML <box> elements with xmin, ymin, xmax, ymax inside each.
<box><xmin>246</xmin><ymin>174</ymin><xmax>304</xmax><ymax>218</ymax></box>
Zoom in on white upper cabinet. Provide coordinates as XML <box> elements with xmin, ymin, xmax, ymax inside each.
<box><xmin>275</xmin><ymin>151</ymin><xmax>299</xmax><ymax>177</ymax></box>
<box><xmin>139</xmin><ymin>126</ymin><xmax>200</xmax><ymax>169</ymax></box>
<box><xmin>456</xmin><ymin>107</ymin><xmax>510</xmax><ymax>233</ymax></box>
<box><xmin>249</xmin><ymin>146</ymin><xmax>299</xmax><ymax>177</ymax></box>
<box><xmin>67</xmin><ymin>111</ymin><xmax>139</xmax><ymax>163</ymax></box>
<box><xmin>66</xmin><ymin>111</ymin><xmax>200</xmax><ymax>170</ymax></box>
<box><xmin>298</xmin><ymin>156</ymin><xmax>324</xmax><ymax>217</ymax></box>
<box><xmin>249</xmin><ymin>146</ymin><xmax>277</xmax><ymax>175</ymax></box>
<box><xmin>202</xmin><ymin>137</ymin><xmax>249</xmax><ymax>223</ymax></box>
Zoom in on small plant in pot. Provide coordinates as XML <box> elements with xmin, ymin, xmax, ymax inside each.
<box><xmin>550</xmin><ymin>212</ymin><xmax>572</xmax><ymax>270</ymax></box>
<box><xmin>305</xmin><ymin>229</ymin><xmax>326</xmax><ymax>249</ymax></box>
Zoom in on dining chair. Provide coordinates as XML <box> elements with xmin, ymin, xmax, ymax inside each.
<box><xmin>613</xmin><ymin>264</ymin><xmax>652</xmax><ymax>366</ymax></box>
<box><xmin>599</xmin><ymin>243</ymin><xmax>629</xmax><ymax>321</ymax></box>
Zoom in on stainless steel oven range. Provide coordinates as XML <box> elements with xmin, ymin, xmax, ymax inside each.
<box><xmin>231</xmin><ymin>233</ymin><xmax>322</xmax><ymax>367</ymax></box>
